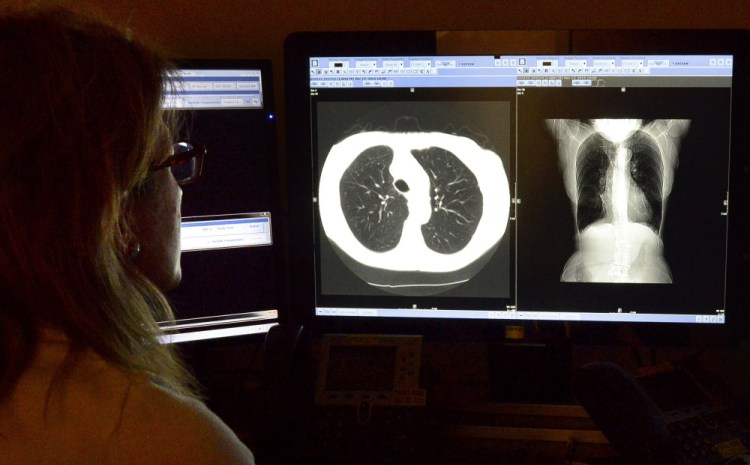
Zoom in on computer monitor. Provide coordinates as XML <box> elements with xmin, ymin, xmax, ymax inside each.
<box><xmin>159</xmin><ymin>59</ymin><xmax>282</xmax><ymax>343</ymax></box>
<box><xmin>285</xmin><ymin>30</ymin><xmax>750</xmax><ymax>339</ymax></box>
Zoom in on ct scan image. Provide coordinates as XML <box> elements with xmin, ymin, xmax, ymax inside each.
<box><xmin>316</xmin><ymin>101</ymin><xmax>511</xmax><ymax>297</ymax></box>
<box><xmin>546</xmin><ymin>118</ymin><xmax>690</xmax><ymax>284</ymax></box>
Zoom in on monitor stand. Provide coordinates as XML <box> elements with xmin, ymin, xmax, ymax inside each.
<box><xmin>488</xmin><ymin>324</ymin><xmax>573</xmax><ymax>403</ymax></box>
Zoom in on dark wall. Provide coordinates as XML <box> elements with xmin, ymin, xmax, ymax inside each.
<box><xmin>7</xmin><ymin>0</ymin><xmax>750</xmax><ymax>128</ymax></box>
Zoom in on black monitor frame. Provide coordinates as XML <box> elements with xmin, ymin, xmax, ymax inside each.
<box><xmin>284</xmin><ymin>30</ymin><xmax>750</xmax><ymax>345</ymax></box>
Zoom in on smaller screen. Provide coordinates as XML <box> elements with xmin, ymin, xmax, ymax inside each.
<box><xmin>181</xmin><ymin>213</ymin><xmax>272</xmax><ymax>252</ymax></box>
<box><xmin>160</xmin><ymin>62</ymin><xmax>281</xmax><ymax>343</ymax></box>
<box><xmin>164</xmin><ymin>68</ymin><xmax>264</xmax><ymax>110</ymax></box>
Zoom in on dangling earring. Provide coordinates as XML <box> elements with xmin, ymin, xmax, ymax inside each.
<box><xmin>129</xmin><ymin>242</ymin><xmax>141</xmax><ymax>260</ymax></box>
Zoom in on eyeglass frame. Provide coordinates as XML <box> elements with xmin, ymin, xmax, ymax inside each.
<box><xmin>150</xmin><ymin>142</ymin><xmax>206</xmax><ymax>185</ymax></box>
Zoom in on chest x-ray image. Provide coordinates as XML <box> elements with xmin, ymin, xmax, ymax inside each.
<box><xmin>318</xmin><ymin>112</ymin><xmax>510</xmax><ymax>296</ymax></box>
<box><xmin>547</xmin><ymin>118</ymin><xmax>690</xmax><ymax>284</ymax></box>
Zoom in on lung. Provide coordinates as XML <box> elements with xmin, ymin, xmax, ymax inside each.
<box><xmin>624</xmin><ymin>130</ymin><xmax>665</xmax><ymax>234</ymax></box>
<box><xmin>339</xmin><ymin>145</ymin><xmax>409</xmax><ymax>252</ymax></box>
<box><xmin>575</xmin><ymin>133</ymin><xmax>614</xmax><ymax>232</ymax></box>
<box><xmin>411</xmin><ymin>146</ymin><xmax>483</xmax><ymax>254</ymax></box>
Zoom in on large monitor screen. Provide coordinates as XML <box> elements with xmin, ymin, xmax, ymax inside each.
<box><xmin>159</xmin><ymin>60</ymin><xmax>281</xmax><ymax>343</ymax></box>
<box><xmin>285</xmin><ymin>31</ymin><xmax>750</xmax><ymax>332</ymax></box>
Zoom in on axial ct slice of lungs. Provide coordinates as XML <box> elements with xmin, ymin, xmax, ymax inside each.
<box><xmin>547</xmin><ymin>118</ymin><xmax>690</xmax><ymax>284</ymax></box>
<box><xmin>318</xmin><ymin>130</ymin><xmax>509</xmax><ymax>296</ymax></box>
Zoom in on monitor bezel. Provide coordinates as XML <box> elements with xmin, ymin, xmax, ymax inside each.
<box><xmin>284</xmin><ymin>30</ymin><xmax>750</xmax><ymax>345</ymax></box>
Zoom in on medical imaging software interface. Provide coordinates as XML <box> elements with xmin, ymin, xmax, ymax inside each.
<box><xmin>308</xmin><ymin>54</ymin><xmax>733</xmax><ymax>324</ymax></box>
<box><xmin>159</xmin><ymin>66</ymin><xmax>279</xmax><ymax>343</ymax></box>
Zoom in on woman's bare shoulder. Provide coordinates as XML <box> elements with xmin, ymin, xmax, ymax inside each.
<box><xmin>2</xmin><ymin>340</ymin><xmax>255</xmax><ymax>465</ymax></box>
<box><xmin>117</xmin><ymin>376</ymin><xmax>256</xmax><ymax>465</ymax></box>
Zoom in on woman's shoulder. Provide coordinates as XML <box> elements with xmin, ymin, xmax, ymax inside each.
<box><xmin>119</xmin><ymin>376</ymin><xmax>256</xmax><ymax>465</ymax></box>
<box><xmin>0</xmin><ymin>336</ymin><xmax>255</xmax><ymax>465</ymax></box>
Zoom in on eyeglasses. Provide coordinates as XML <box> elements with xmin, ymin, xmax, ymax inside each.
<box><xmin>151</xmin><ymin>142</ymin><xmax>206</xmax><ymax>185</ymax></box>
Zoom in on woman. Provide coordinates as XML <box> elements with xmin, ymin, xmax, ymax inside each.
<box><xmin>0</xmin><ymin>9</ymin><xmax>255</xmax><ymax>465</ymax></box>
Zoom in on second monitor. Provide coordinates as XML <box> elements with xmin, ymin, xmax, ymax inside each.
<box><xmin>160</xmin><ymin>60</ymin><xmax>282</xmax><ymax>343</ymax></box>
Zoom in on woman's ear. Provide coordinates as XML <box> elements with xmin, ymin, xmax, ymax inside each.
<box><xmin>124</xmin><ymin>168</ymin><xmax>183</xmax><ymax>291</ymax></box>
